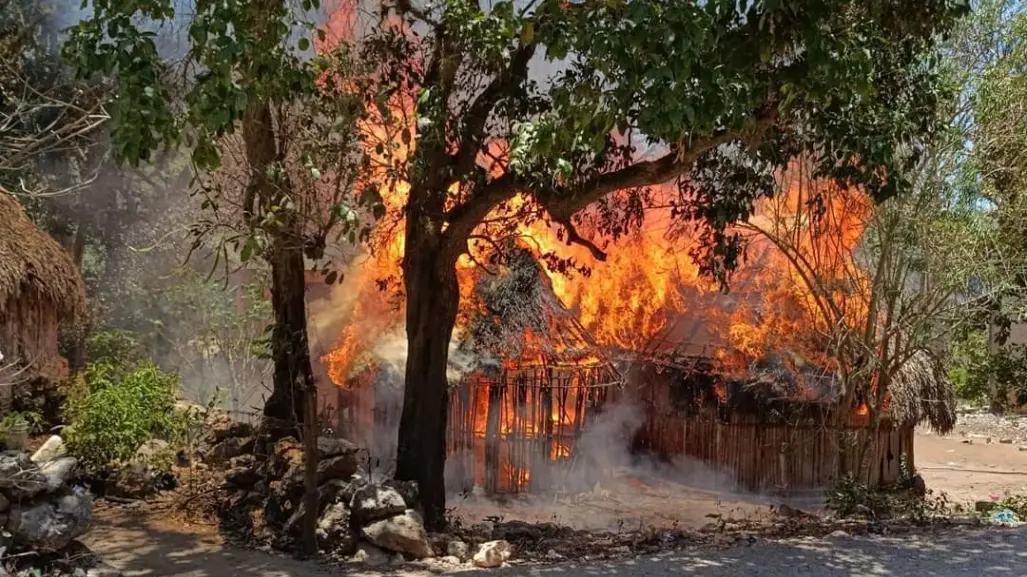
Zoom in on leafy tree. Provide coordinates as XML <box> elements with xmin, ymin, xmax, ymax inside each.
<box><xmin>936</xmin><ymin>0</ymin><xmax>1027</xmax><ymax>409</ymax></box>
<box><xmin>63</xmin><ymin>0</ymin><xmax>369</xmax><ymax>433</ymax></box>
<box><xmin>64</xmin><ymin>0</ymin><xmax>369</xmax><ymax>552</ymax></box>
<box><xmin>348</xmin><ymin>0</ymin><xmax>969</xmax><ymax>528</ymax></box>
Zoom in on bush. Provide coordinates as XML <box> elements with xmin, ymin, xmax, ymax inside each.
<box><xmin>86</xmin><ymin>329</ymin><xmax>146</xmax><ymax>365</ymax></box>
<box><xmin>62</xmin><ymin>360</ymin><xmax>183</xmax><ymax>471</ymax></box>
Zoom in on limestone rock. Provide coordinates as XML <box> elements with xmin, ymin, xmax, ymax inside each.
<box><xmin>0</xmin><ymin>451</ymin><xmax>48</xmax><ymax>498</ymax></box>
<box><xmin>361</xmin><ymin>509</ymin><xmax>434</xmax><ymax>559</ymax></box>
<box><xmin>39</xmin><ymin>457</ymin><xmax>78</xmax><ymax>492</ymax></box>
<box><xmin>446</xmin><ymin>540</ymin><xmax>470</xmax><ymax>560</ymax></box>
<box><xmin>207</xmin><ymin>436</ymin><xmax>255</xmax><ymax>465</ymax></box>
<box><xmin>318</xmin><ymin>454</ymin><xmax>359</xmax><ymax>484</ymax></box>
<box><xmin>133</xmin><ymin>440</ymin><xmax>171</xmax><ymax>467</ymax></box>
<box><xmin>351</xmin><ymin>543</ymin><xmax>390</xmax><ymax>567</ymax></box>
<box><xmin>30</xmin><ymin>436</ymin><xmax>67</xmax><ymax>464</ymax></box>
<box><xmin>472</xmin><ymin>540</ymin><xmax>512</xmax><ymax>568</ymax></box>
<box><xmin>315</xmin><ymin>501</ymin><xmax>356</xmax><ymax>555</ymax></box>
<box><xmin>208</xmin><ymin>414</ymin><xmax>254</xmax><ymax>443</ymax></box>
<box><xmin>351</xmin><ymin>484</ymin><xmax>406</xmax><ymax>525</ymax></box>
<box><xmin>382</xmin><ymin>479</ymin><xmax>418</xmax><ymax>509</ymax></box>
<box><xmin>317</xmin><ymin>437</ymin><xmax>359</xmax><ymax>459</ymax></box>
<box><xmin>9</xmin><ymin>489</ymin><xmax>93</xmax><ymax>552</ymax></box>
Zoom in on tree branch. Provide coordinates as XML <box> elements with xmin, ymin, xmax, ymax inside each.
<box><xmin>543</xmin><ymin>106</ymin><xmax>779</xmax><ymax>225</ymax></box>
<box><xmin>453</xmin><ymin>44</ymin><xmax>537</xmax><ymax>177</ymax></box>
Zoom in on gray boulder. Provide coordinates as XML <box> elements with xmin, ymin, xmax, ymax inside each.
<box><xmin>9</xmin><ymin>489</ymin><xmax>93</xmax><ymax>552</ymax></box>
<box><xmin>0</xmin><ymin>451</ymin><xmax>48</xmax><ymax>498</ymax></box>
<box><xmin>30</xmin><ymin>436</ymin><xmax>67</xmax><ymax>464</ymax></box>
<box><xmin>315</xmin><ymin>501</ymin><xmax>356</xmax><ymax>555</ymax></box>
<box><xmin>39</xmin><ymin>457</ymin><xmax>79</xmax><ymax>492</ymax></box>
<box><xmin>360</xmin><ymin>509</ymin><xmax>433</xmax><ymax>559</ymax></box>
<box><xmin>350</xmin><ymin>484</ymin><xmax>406</xmax><ymax>525</ymax></box>
<box><xmin>207</xmin><ymin>436</ymin><xmax>255</xmax><ymax>465</ymax></box>
<box><xmin>446</xmin><ymin>540</ymin><xmax>470</xmax><ymax>560</ymax></box>
<box><xmin>317</xmin><ymin>437</ymin><xmax>359</xmax><ymax>459</ymax></box>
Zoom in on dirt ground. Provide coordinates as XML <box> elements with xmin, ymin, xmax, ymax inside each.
<box><xmin>82</xmin><ymin>423</ymin><xmax>1027</xmax><ymax>576</ymax></box>
<box><xmin>917</xmin><ymin>413</ymin><xmax>1027</xmax><ymax>503</ymax></box>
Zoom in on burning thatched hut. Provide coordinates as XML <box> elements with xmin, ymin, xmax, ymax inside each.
<box><xmin>622</xmin><ymin>348</ymin><xmax>955</xmax><ymax>493</ymax></box>
<box><xmin>0</xmin><ymin>193</ymin><xmax>86</xmax><ymax>406</ymax></box>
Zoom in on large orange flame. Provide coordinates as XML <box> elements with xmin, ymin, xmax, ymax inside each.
<box><xmin>315</xmin><ymin>11</ymin><xmax>873</xmax><ymax>389</ymax></box>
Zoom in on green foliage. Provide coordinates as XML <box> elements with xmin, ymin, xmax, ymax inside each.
<box><xmin>86</xmin><ymin>329</ymin><xmax>146</xmax><ymax>365</ymax></box>
<box><xmin>62</xmin><ymin>360</ymin><xmax>182</xmax><ymax>471</ymax></box>
<box><xmin>947</xmin><ymin>327</ymin><xmax>1027</xmax><ymax>407</ymax></box>
<box><xmin>948</xmin><ymin>329</ymin><xmax>993</xmax><ymax>402</ymax></box>
<box><xmin>826</xmin><ymin>475</ymin><xmax>895</xmax><ymax>518</ymax></box>
<box><xmin>0</xmin><ymin>411</ymin><xmax>44</xmax><ymax>434</ymax></box>
<box><xmin>988</xmin><ymin>494</ymin><xmax>1027</xmax><ymax>518</ymax></box>
<box><xmin>825</xmin><ymin>471</ymin><xmax>953</xmax><ymax>523</ymax></box>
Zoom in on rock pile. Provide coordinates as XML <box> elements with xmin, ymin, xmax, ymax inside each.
<box><xmin>0</xmin><ymin>438</ymin><xmax>91</xmax><ymax>553</ymax></box>
<box><xmin>0</xmin><ymin>436</ymin><xmax>118</xmax><ymax>576</ymax></box>
<box><xmin>207</xmin><ymin>417</ymin><xmax>514</xmax><ymax>568</ymax></box>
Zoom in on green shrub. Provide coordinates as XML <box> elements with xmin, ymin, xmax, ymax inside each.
<box><xmin>62</xmin><ymin>361</ymin><xmax>182</xmax><ymax>471</ymax></box>
<box><xmin>86</xmin><ymin>329</ymin><xmax>146</xmax><ymax>365</ymax></box>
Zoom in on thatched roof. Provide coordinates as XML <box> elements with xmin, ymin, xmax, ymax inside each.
<box><xmin>0</xmin><ymin>192</ymin><xmax>86</xmax><ymax>324</ymax></box>
<box><xmin>888</xmin><ymin>349</ymin><xmax>956</xmax><ymax>435</ymax></box>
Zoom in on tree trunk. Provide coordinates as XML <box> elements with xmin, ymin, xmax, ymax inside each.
<box><xmin>301</xmin><ymin>380</ymin><xmax>319</xmax><ymax>556</ymax></box>
<box><xmin>394</xmin><ymin>224</ymin><xmax>460</xmax><ymax>531</ymax></box>
<box><xmin>67</xmin><ymin>216</ymin><xmax>89</xmax><ymax>371</ymax></box>
<box><xmin>240</xmin><ymin>101</ymin><xmax>315</xmax><ymax>436</ymax></box>
<box><xmin>262</xmin><ymin>226</ymin><xmax>315</xmax><ymax>435</ymax></box>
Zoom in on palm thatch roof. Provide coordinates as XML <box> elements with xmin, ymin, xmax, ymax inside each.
<box><xmin>0</xmin><ymin>192</ymin><xmax>86</xmax><ymax>367</ymax></box>
<box><xmin>887</xmin><ymin>349</ymin><xmax>956</xmax><ymax>435</ymax></box>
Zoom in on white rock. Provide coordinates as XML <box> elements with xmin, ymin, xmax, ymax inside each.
<box><xmin>31</xmin><ymin>436</ymin><xmax>67</xmax><ymax>463</ymax></box>
<box><xmin>472</xmin><ymin>540</ymin><xmax>512</xmax><ymax>568</ymax></box>
<box><xmin>360</xmin><ymin>509</ymin><xmax>434</xmax><ymax>559</ymax></box>
<box><xmin>350</xmin><ymin>484</ymin><xmax>407</xmax><ymax>524</ymax></box>
<box><xmin>351</xmin><ymin>543</ymin><xmax>390</xmax><ymax>567</ymax></box>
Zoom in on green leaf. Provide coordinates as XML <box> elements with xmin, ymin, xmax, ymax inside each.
<box><xmin>299</xmin><ymin>37</ymin><xmax>310</xmax><ymax>51</ymax></box>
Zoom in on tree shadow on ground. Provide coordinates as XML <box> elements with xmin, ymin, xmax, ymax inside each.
<box><xmin>85</xmin><ymin>508</ymin><xmax>1027</xmax><ymax>577</ymax></box>
<box><xmin>495</xmin><ymin>528</ymin><xmax>1027</xmax><ymax>577</ymax></box>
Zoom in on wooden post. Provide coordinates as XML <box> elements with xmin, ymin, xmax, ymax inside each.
<box><xmin>484</xmin><ymin>373</ymin><xmax>504</xmax><ymax>493</ymax></box>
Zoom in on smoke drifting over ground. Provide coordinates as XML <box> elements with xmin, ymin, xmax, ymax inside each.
<box><xmin>445</xmin><ymin>394</ymin><xmax>777</xmax><ymax>531</ymax></box>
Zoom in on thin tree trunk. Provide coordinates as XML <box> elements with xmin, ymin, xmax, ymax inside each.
<box><xmin>263</xmin><ymin>228</ymin><xmax>315</xmax><ymax>434</ymax></box>
<box><xmin>240</xmin><ymin>102</ymin><xmax>314</xmax><ymax>435</ymax></box>
<box><xmin>67</xmin><ymin>216</ymin><xmax>89</xmax><ymax>371</ymax></box>
<box><xmin>394</xmin><ymin>228</ymin><xmax>460</xmax><ymax>531</ymax></box>
<box><xmin>301</xmin><ymin>381</ymin><xmax>319</xmax><ymax>556</ymax></box>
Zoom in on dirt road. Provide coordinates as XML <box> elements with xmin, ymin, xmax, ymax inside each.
<box><xmin>83</xmin><ymin>511</ymin><xmax>1027</xmax><ymax>577</ymax></box>
<box><xmin>82</xmin><ymin>429</ymin><xmax>1027</xmax><ymax>576</ymax></box>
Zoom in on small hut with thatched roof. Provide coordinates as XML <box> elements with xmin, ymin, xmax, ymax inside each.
<box><xmin>0</xmin><ymin>192</ymin><xmax>86</xmax><ymax>394</ymax></box>
<box><xmin>624</xmin><ymin>347</ymin><xmax>955</xmax><ymax>494</ymax></box>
